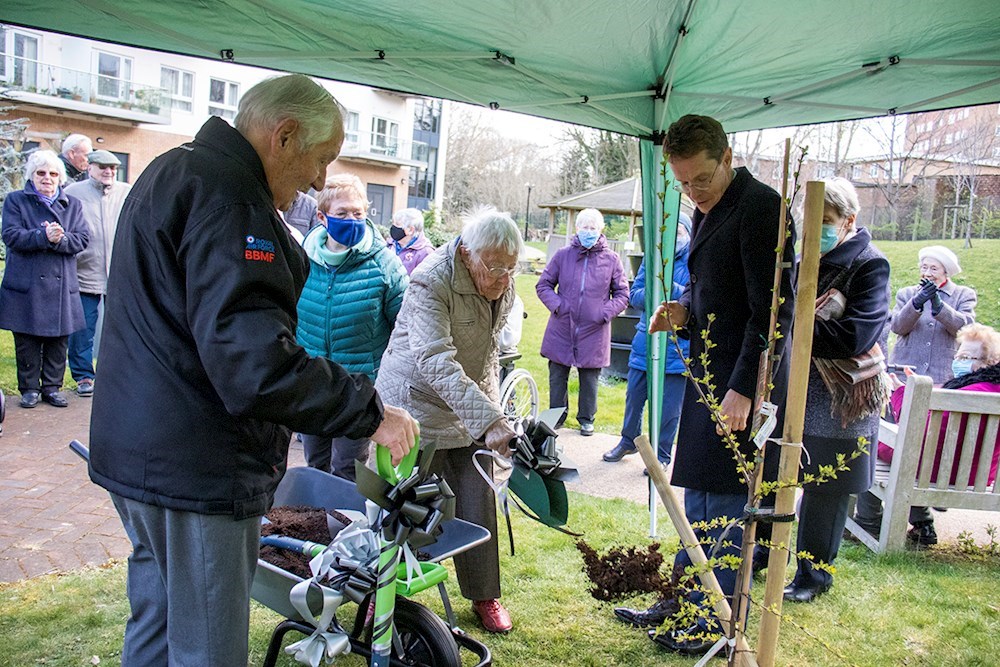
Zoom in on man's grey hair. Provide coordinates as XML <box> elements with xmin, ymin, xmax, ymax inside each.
<box><xmin>235</xmin><ymin>74</ymin><xmax>344</xmax><ymax>150</ymax></box>
<box><xmin>393</xmin><ymin>208</ymin><xmax>425</xmax><ymax>232</ymax></box>
<box><xmin>822</xmin><ymin>177</ymin><xmax>860</xmax><ymax>219</ymax></box>
<box><xmin>461</xmin><ymin>206</ymin><xmax>524</xmax><ymax>258</ymax></box>
<box><xmin>61</xmin><ymin>133</ymin><xmax>91</xmax><ymax>156</ymax></box>
<box><xmin>24</xmin><ymin>149</ymin><xmax>67</xmax><ymax>184</ymax></box>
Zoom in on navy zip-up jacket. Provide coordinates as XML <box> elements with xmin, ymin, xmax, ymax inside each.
<box><xmin>89</xmin><ymin>117</ymin><xmax>382</xmax><ymax>519</ymax></box>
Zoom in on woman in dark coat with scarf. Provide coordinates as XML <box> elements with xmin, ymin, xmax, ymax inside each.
<box><xmin>0</xmin><ymin>150</ymin><xmax>89</xmax><ymax>408</ymax></box>
<box><xmin>536</xmin><ymin>207</ymin><xmax>629</xmax><ymax>435</ymax></box>
<box><xmin>783</xmin><ymin>177</ymin><xmax>891</xmax><ymax>602</ymax></box>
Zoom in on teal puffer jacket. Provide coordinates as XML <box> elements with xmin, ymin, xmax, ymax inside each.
<box><xmin>296</xmin><ymin>222</ymin><xmax>409</xmax><ymax>380</ymax></box>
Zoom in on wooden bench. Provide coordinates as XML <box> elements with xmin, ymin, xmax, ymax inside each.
<box><xmin>845</xmin><ymin>374</ymin><xmax>1000</xmax><ymax>552</ymax></box>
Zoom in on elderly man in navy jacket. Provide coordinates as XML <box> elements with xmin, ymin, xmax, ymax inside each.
<box><xmin>644</xmin><ymin>115</ymin><xmax>796</xmax><ymax>656</ymax></box>
<box><xmin>89</xmin><ymin>74</ymin><xmax>418</xmax><ymax>667</ymax></box>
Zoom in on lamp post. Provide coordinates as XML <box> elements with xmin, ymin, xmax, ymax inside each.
<box><xmin>524</xmin><ymin>183</ymin><xmax>534</xmax><ymax>240</ymax></box>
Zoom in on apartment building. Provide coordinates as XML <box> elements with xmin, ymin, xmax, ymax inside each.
<box><xmin>0</xmin><ymin>24</ymin><xmax>447</xmax><ymax>224</ymax></box>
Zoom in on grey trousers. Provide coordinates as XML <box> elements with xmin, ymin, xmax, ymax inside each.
<box><xmin>111</xmin><ymin>493</ymin><xmax>261</xmax><ymax>667</ymax></box>
<box><xmin>425</xmin><ymin>445</ymin><xmax>501</xmax><ymax>601</ymax></box>
<box><xmin>301</xmin><ymin>434</ymin><xmax>369</xmax><ymax>481</ymax></box>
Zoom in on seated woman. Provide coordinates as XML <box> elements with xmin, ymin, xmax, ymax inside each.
<box><xmin>854</xmin><ymin>323</ymin><xmax>1000</xmax><ymax>546</ymax></box>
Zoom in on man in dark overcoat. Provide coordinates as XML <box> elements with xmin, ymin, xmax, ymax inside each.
<box><xmin>645</xmin><ymin>115</ymin><xmax>796</xmax><ymax>655</ymax></box>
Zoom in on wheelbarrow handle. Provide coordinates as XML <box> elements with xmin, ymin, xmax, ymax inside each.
<box><xmin>69</xmin><ymin>440</ymin><xmax>91</xmax><ymax>462</ymax></box>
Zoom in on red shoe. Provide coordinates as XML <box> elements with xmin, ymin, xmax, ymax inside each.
<box><xmin>472</xmin><ymin>599</ymin><xmax>513</xmax><ymax>633</ymax></box>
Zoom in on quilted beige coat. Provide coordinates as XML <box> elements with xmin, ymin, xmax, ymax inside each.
<box><xmin>375</xmin><ymin>239</ymin><xmax>514</xmax><ymax>449</ymax></box>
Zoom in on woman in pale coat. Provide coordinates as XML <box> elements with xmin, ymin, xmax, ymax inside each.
<box><xmin>889</xmin><ymin>245</ymin><xmax>976</xmax><ymax>383</ymax></box>
<box><xmin>375</xmin><ymin>206</ymin><xmax>522</xmax><ymax>633</ymax></box>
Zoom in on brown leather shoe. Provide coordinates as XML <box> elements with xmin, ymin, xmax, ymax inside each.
<box><xmin>472</xmin><ymin>599</ymin><xmax>512</xmax><ymax>633</ymax></box>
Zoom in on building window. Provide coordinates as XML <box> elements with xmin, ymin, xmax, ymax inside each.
<box><xmin>344</xmin><ymin>111</ymin><xmax>360</xmax><ymax>145</ymax></box>
<box><xmin>111</xmin><ymin>152</ymin><xmax>129</xmax><ymax>182</ymax></box>
<box><xmin>869</xmin><ymin>163</ymin><xmax>878</xmax><ymax>178</ymax></box>
<box><xmin>95</xmin><ymin>50</ymin><xmax>133</xmax><ymax>101</ymax></box>
<box><xmin>852</xmin><ymin>165</ymin><xmax>863</xmax><ymax>179</ymax></box>
<box><xmin>411</xmin><ymin>140</ymin><xmax>429</xmax><ymax>162</ymax></box>
<box><xmin>0</xmin><ymin>26</ymin><xmax>40</xmax><ymax>89</ymax></box>
<box><xmin>414</xmin><ymin>99</ymin><xmax>441</xmax><ymax>133</ymax></box>
<box><xmin>208</xmin><ymin>78</ymin><xmax>239</xmax><ymax>119</ymax></box>
<box><xmin>161</xmin><ymin>66</ymin><xmax>194</xmax><ymax>112</ymax></box>
<box><xmin>408</xmin><ymin>148</ymin><xmax>438</xmax><ymax>200</ymax></box>
<box><xmin>371</xmin><ymin>117</ymin><xmax>399</xmax><ymax>156</ymax></box>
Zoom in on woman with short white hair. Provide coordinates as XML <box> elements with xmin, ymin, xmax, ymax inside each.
<box><xmin>0</xmin><ymin>149</ymin><xmax>90</xmax><ymax>408</ymax></box>
<box><xmin>536</xmin><ymin>207</ymin><xmax>629</xmax><ymax>435</ymax></box>
<box><xmin>889</xmin><ymin>244</ymin><xmax>977</xmax><ymax>383</ymax></box>
<box><xmin>375</xmin><ymin>205</ymin><xmax>523</xmax><ymax>633</ymax></box>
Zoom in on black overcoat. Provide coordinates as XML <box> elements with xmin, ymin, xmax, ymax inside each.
<box><xmin>672</xmin><ymin>168</ymin><xmax>796</xmax><ymax>495</ymax></box>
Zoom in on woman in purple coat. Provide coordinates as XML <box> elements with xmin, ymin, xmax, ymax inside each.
<box><xmin>0</xmin><ymin>150</ymin><xmax>89</xmax><ymax>408</ymax></box>
<box><xmin>536</xmin><ymin>208</ymin><xmax>628</xmax><ymax>435</ymax></box>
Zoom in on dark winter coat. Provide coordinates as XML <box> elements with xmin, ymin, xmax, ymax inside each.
<box><xmin>536</xmin><ymin>234</ymin><xmax>629</xmax><ymax>369</ymax></box>
<box><xmin>0</xmin><ymin>183</ymin><xmax>89</xmax><ymax>337</ymax></box>
<box><xmin>801</xmin><ymin>228</ymin><xmax>890</xmax><ymax>495</ymax></box>
<box><xmin>672</xmin><ymin>167</ymin><xmax>797</xmax><ymax>495</ymax></box>
<box><xmin>88</xmin><ymin>117</ymin><xmax>383</xmax><ymax>519</ymax></box>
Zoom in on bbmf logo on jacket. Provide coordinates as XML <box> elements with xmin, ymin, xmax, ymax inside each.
<box><xmin>245</xmin><ymin>235</ymin><xmax>275</xmax><ymax>263</ymax></box>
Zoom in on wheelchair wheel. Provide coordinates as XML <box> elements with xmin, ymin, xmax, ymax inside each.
<box><xmin>499</xmin><ymin>368</ymin><xmax>538</xmax><ymax>424</ymax></box>
<box><xmin>359</xmin><ymin>597</ymin><xmax>461</xmax><ymax>667</ymax></box>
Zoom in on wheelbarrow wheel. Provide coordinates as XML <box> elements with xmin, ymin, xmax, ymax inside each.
<box><xmin>362</xmin><ymin>597</ymin><xmax>461</xmax><ymax>667</ymax></box>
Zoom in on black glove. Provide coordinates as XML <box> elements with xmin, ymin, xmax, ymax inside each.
<box><xmin>930</xmin><ymin>289</ymin><xmax>944</xmax><ymax>316</ymax></box>
<box><xmin>912</xmin><ymin>278</ymin><xmax>937</xmax><ymax>310</ymax></box>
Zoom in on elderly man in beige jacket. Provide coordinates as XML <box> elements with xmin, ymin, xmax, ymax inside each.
<box><xmin>375</xmin><ymin>205</ymin><xmax>522</xmax><ymax>634</ymax></box>
<box><xmin>63</xmin><ymin>149</ymin><xmax>132</xmax><ymax>396</ymax></box>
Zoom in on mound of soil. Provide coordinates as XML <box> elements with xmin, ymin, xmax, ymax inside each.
<box><xmin>260</xmin><ymin>505</ymin><xmax>344</xmax><ymax>579</ymax></box>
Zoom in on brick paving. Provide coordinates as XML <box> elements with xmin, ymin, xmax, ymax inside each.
<box><xmin>2</xmin><ymin>392</ymin><xmax>998</xmax><ymax>584</ymax></box>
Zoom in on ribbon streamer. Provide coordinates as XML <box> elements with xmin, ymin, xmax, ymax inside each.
<box><xmin>283</xmin><ymin>579</ymin><xmax>351</xmax><ymax>667</ymax></box>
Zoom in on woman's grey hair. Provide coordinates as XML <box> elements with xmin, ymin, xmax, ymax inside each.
<box><xmin>576</xmin><ymin>208</ymin><xmax>606</xmax><ymax>229</ymax></box>
<box><xmin>235</xmin><ymin>74</ymin><xmax>344</xmax><ymax>150</ymax></box>
<box><xmin>822</xmin><ymin>177</ymin><xmax>860</xmax><ymax>219</ymax></box>
<box><xmin>61</xmin><ymin>133</ymin><xmax>91</xmax><ymax>155</ymax></box>
<box><xmin>24</xmin><ymin>149</ymin><xmax>67</xmax><ymax>185</ymax></box>
<box><xmin>393</xmin><ymin>208</ymin><xmax>425</xmax><ymax>232</ymax></box>
<box><xmin>461</xmin><ymin>206</ymin><xmax>524</xmax><ymax>258</ymax></box>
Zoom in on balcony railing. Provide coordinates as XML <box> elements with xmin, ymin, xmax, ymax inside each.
<box><xmin>339</xmin><ymin>132</ymin><xmax>426</xmax><ymax>168</ymax></box>
<box><xmin>0</xmin><ymin>56</ymin><xmax>171</xmax><ymax>123</ymax></box>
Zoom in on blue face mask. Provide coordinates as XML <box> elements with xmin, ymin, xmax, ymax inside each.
<box><xmin>952</xmin><ymin>359</ymin><xmax>975</xmax><ymax>378</ymax></box>
<box><xmin>325</xmin><ymin>215</ymin><xmax>366</xmax><ymax>247</ymax></box>
<box><xmin>577</xmin><ymin>230</ymin><xmax>600</xmax><ymax>249</ymax></box>
<box><xmin>819</xmin><ymin>225</ymin><xmax>840</xmax><ymax>255</ymax></box>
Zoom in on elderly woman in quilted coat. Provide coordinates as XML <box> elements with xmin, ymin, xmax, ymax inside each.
<box><xmin>0</xmin><ymin>150</ymin><xmax>89</xmax><ymax>409</ymax></box>
<box><xmin>375</xmin><ymin>206</ymin><xmax>523</xmax><ymax>634</ymax></box>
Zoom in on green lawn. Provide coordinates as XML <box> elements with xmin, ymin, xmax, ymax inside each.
<box><xmin>1</xmin><ymin>493</ymin><xmax>997</xmax><ymax>666</ymax></box>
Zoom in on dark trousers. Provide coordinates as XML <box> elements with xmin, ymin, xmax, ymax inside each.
<box><xmin>548</xmin><ymin>361</ymin><xmax>600</xmax><ymax>425</ymax></box>
<box><xmin>301</xmin><ymin>434</ymin><xmax>369</xmax><ymax>481</ymax></box>
<box><xmin>111</xmin><ymin>493</ymin><xmax>260</xmax><ymax>666</ymax></box>
<box><xmin>67</xmin><ymin>292</ymin><xmax>102</xmax><ymax>381</ymax></box>
<box><xmin>674</xmin><ymin>489</ymin><xmax>747</xmax><ymax>602</ymax></box>
<box><xmin>618</xmin><ymin>368</ymin><xmax>685</xmax><ymax>463</ymax></box>
<box><xmin>854</xmin><ymin>490</ymin><xmax>932</xmax><ymax>526</ymax></box>
<box><xmin>425</xmin><ymin>446</ymin><xmax>500</xmax><ymax>601</ymax></box>
<box><xmin>793</xmin><ymin>490</ymin><xmax>850</xmax><ymax>587</ymax></box>
<box><xmin>13</xmin><ymin>332</ymin><xmax>68</xmax><ymax>394</ymax></box>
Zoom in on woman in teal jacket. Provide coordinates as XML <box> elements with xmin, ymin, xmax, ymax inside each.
<box><xmin>296</xmin><ymin>174</ymin><xmax>409</xmax><ymax>479</ymax></box>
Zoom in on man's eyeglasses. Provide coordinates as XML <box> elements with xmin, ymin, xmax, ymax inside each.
<box><xmin>95</xmin><ymin>165</ymin><xmax>118</xmax><ymax>171</ymax></box>
<box><xmin>672</xmin><ymin>162</ymin><xmax>721</xmax><ymax>194</ymax></box>
<box><xmin>475</xmin><ymin>254</ymin><xmax>519</xmax><ymax>279</ymax></box>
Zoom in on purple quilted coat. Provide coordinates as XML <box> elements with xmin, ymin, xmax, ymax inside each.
<box><xmin>536</xmin><ymin>234</ymin><xmax>628</xmax><ymax>368</ymax></box>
